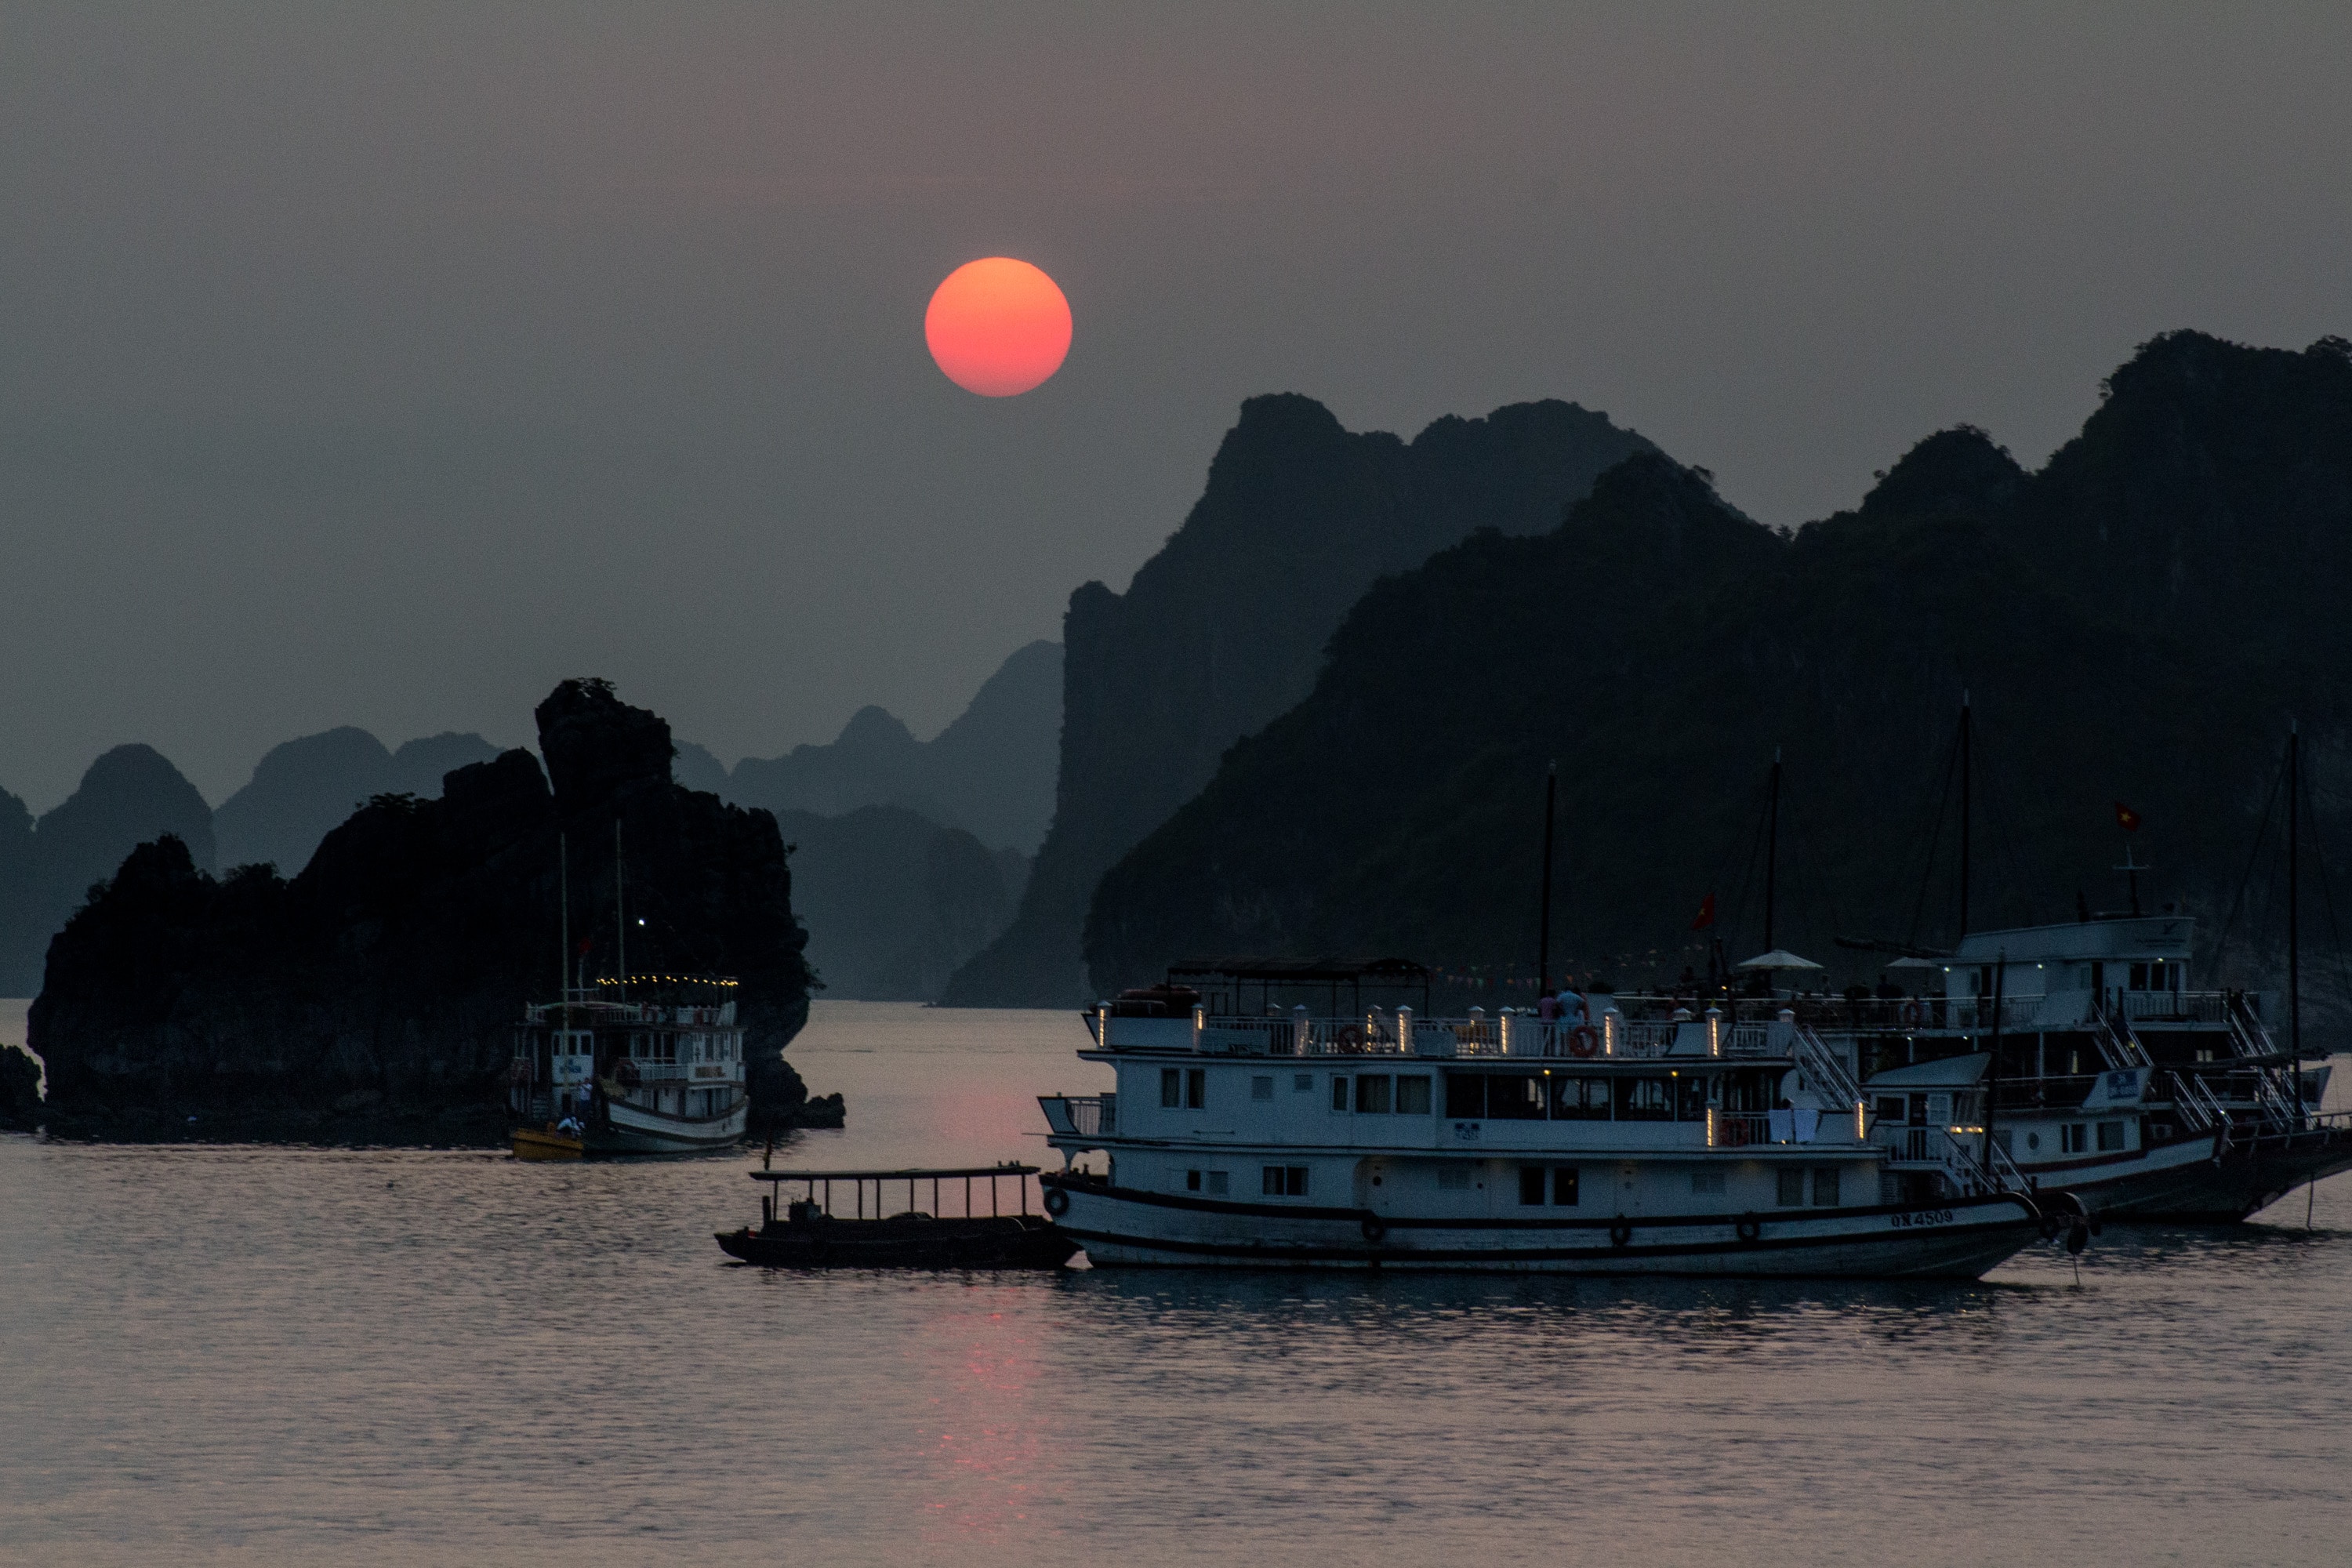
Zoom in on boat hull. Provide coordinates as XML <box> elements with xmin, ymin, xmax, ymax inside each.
<box><xmin>1044</xmin><ymin>1177</ymin><xmax>2049</xmax><ymax>1278</ymax></box>
<box><xmin>2114</xmin><ymin>1123</ymin><xmax>2352</xmax><ymax>1223</ymax></box>
<box><xmin>716</xmin><ymin>1214</ymin><xmax>1079</xmax><ymax>1270</ymax></box>
<box><xmin>510</xmin><ymin>1125</ymin><xmax>585</xmax><ymax>1161</ymax></box>
<box><xmin>584</xmin><ymin>1095</ymin><xmax>747</xmax><ymax>1156</ymax></box>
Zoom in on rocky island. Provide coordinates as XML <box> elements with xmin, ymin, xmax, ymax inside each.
<box><xmin>27</xmin><ymin>679</ymin><xmax>838</xmax><ymax>1144</ymax></box>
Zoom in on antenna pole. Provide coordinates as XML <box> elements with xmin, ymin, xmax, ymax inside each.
<box><xmin>559</xmin><ymin>832</ymin><xmax>569</xmax><ymax>1018</ymax></box>
<box><xmin>1765</xmin><ymin>747</ymin><xmax>1782</xmax><ymax>953</ymax></box>
<box><xmin>615</xmin><ymin>818</ymin><xmax>626</xmax><ymax>1000</ymax></box>
<box><xmin>2289</xmin><ymin>722</ymin><xmax>2302</xmax><ymax>1123</ymax></box>
<box><xmin>1537</xmin><ymin>761</ymin><xmax>1557</xmax><ymax>994</ymax></box>
<box><xmin>1958</xmin><ymin>692</ymin><xmax>1972</xmax><ymax>938</ymax></box>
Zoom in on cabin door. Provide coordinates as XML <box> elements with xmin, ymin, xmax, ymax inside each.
<box><xmin>1354</xmin><ymin>1158</ymin><xmax>1391</xmax><ymax>1214</ymax></box>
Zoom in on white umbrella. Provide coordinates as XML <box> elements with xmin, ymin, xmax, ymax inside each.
<box><xmin>1735</xmin><ymin>949</ymin><xmax>1825</xmax><ymax>971</ymax></box>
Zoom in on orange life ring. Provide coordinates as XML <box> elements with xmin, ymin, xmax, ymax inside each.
<box><xmin>1568</xmin><ymin>1025</ymin><xmax>1600</xmax><ymax>1058</ymax></box>
<box><xmin>1899</xmin><ymin>999</ymin><xmax>1923</xmax><ymax>1028</ymax></box>
<box><xmin>1336</xmin><ymin>1024</ymin><xmax>1364</xmax><ymax>1052</ymax></box>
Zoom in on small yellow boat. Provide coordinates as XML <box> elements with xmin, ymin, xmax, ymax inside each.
<box><xmin>510</xmin><ymin>1123</ymin><xmax>586</xmax><ymax>1161</ymax></box>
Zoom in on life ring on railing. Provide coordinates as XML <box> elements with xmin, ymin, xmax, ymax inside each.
<box><xmin>1042</xmin><ymin>1186</ymin><xmax>1070</xmax><ymax>1217</ymax></box>
<box><xmin>1608</xmin><ymin>1218</ymin><xmax>1634</xmax><ymax>1248</ymax></box>
<box><xmin>1360</xmin><ymin>1214</ymin><xmax>1388</xmax><ymax>1244</ymax></box>
<box><xmin>1735</xmin><ymin>1214</ymin><xmax>1761</xmax><ymax>1243</ymax></box>
<box><xmin>1568</xmin><ymin>1025</ymin><xmax>1600</xmax><ymax>1059</ymax></box>
<box><xmin>1335</xmin><ymin>1024</ymin><xmax>1364</xmax><ymax>1052</ymax></box>
<box><xmin>1899</xmin><ymin>999</ymin><xmax>1924</xmax><ymax>1028</ymax></box>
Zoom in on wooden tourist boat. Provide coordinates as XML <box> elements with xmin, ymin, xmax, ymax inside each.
<box><xmin>717</xmin><ymin>1163</ymin><xmax>1080</xmax><ymax>1269</ymax></box>
<box><xmin>1036</xmin><ymin>959</ymin><xmax>2083</xmax><ymax>1276</ymax></box>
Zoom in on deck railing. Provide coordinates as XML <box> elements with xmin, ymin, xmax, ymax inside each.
<box><xmin>1038</xmin><ymin>1094</ymin><xmax>1116</xmax><ymax>1138</ymax></box>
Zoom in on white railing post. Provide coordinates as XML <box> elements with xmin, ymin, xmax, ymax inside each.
<box><xmin>1603</xmin><ymin>1007</ymin><xmax>1621</xmax><ymax>1056</ymax></box>
<box><xmin>1192</xmin><ymin>1005</ymin><xmax>1205</xmax><ymax>1052</ymax></box>
<box><xmin>1398</xmin><ymin>1006</ymin><xmax>1414</xmax><ymax>1055</ymax></box>
<box><xmin>1292</xmin><ymin>1004</ymin><xmax>1310</xmax><ymax>1056</ymax></box>
<box><xmin>1704</xmin><ymin>1006</ymin><xmax>1723</xmax><ymax>1058</ymax></box>
<box><xmin>1499</xmin><ymin>1009</ymin><xmax>1514</xmax><ymax>1054</ymax></box>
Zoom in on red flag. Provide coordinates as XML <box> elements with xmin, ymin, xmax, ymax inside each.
<box><xmin>2114</xmin><ymin>801</ymin><xmax>2142</xmax><ymax>833</ymax></box>
<box><xmin>1690</xmin><ymin>893</ymin><xmax>1716</xmax><ymax>931</ymax></box>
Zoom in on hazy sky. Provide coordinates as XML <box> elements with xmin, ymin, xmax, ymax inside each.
<box><xmin>3</xmin><ymin>4</ymin><xmax>2347</xmax><ymax>810</ymax></box>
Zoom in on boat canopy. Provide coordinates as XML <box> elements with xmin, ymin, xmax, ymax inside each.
<box><xmin>1863</xmin><ymin>1052</ymin><xmax>1991</xmax><ymax>1088</ymax></box>
<box><xmin>1736</xmin><ymin>949</ymin><xmax>1824</xmax><ymax>971</ymax></box>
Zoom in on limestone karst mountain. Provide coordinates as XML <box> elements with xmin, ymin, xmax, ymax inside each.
<box><xmin>0</xmin><ymin>745</ymin><xmax>216</xmax><ymax>994</ymax></box>
<box><xmin>942</xmin><ymin>394</ymin><xmax>1660</xmax><ymax>1008</ymax></box>
<box><xmin>30</xmin><ymin>681</ymin><xmax>829</xmax><ymax>1142</ymax></box>
<box><xmin>1083</xmin><ymin>333</ymin><xmax>2352</xmax><ymax>1008</ymax></box>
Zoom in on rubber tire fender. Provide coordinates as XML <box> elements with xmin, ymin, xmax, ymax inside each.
<box><xmin>1043</xmin><ymin>1186</ymin><xmax>1071</xmax><ymax>1218</ymax></box>
<box><xmin>1608</xmin><ymin>1218</ymin><xmax>1634</xmax><ymax>1248</ymax></box>
<box><xmin>1735</xmin><ymin>1213</ymin><xmax>1761</xmax><ymax>1243</ymax></box>
<box><xmin>1360</xmin><ymin>1214</ymin><xmax>1388</xmax><ymax>1245</ymax></box>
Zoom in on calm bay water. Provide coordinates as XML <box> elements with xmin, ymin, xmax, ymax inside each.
<box><xmin>5</xmin><ymin>999</ymin><xmax>2350</xmax><ymax>1565</ymax></box>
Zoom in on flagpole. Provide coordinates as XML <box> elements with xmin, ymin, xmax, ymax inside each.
<box><xmin>1958</xmin><ymin>692</ymin><xmax>1971</xmax><ymax>938</ymax></box>
<box><xmin>2289</xmin><ymin>722</ymin><xmax>2302</xmax><ymax>1124</ymax></box>
<box><xmin>1537</xmin><ymin>762</ymin><xmax>1556</xmax><ymax>996</ymax></box>
<box><xmin>1764</xmin><ymin>747</ymin><xmax>1781</xmax><ymax>954</ymax></box>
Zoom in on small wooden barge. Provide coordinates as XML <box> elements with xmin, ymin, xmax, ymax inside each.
<box><xmin>716</xmin><ymin>1163</ymin><xmax>1080</xmax><ymax>1270</ymax></box>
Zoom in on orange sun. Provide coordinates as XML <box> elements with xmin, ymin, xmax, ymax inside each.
<box><xmin>924</xmin><ymin>257</ymin><xmax>1072</xmax><ymax>397</ymax></box>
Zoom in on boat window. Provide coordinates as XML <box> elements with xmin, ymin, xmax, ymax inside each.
<box><xmin>1251</xmin><ymin>1075</ymin><xmax>1274</xmax><ymax>1102</ymax></box>
<box><xmin>1208</xmin><ymin>1171</ymin><xmax>1229</xmax><ymax>1196</ymax></box>
<box><xmin>1875</xmin><ymin>1095</ymin><xmax>1904</xmax><ymax>1123</ymax></box>
<box><xmin>1333</xmin><ymin>1076</ymin><xmax>1352</xmax><ymax>1111</ymax></box>
<box><xmin>1294</xmin><ymin>1073</ymin><xmax>1313</xmax><ymax>1093</ymax></box>
<box><xmin>1261</xmin><ymin>1165</ymin><xmax>1308</xmax><ymax>1196</ymax></box>
<box><xmin>1552</xmin><ymin>1076</ymin><xmax>1608</xmax><ymax>1120</ymax></box>
<box><xmin>2063</xmin><ymin>1123</ymin><xmax>2088</xmax><ymax>1153</ymax></box>
<box><xmin>1161</xmin><ymin>1069</ymin><xmax>1181</xmax><ymax>1109</ymax></box>
<box><xmin>1437</xmin><ymin>1165</ymin><xmax>1473</xmax><ymax>1192</ymax></box>
<box><xmin>2096</xmin><ymin>1120</ymin><xmax>2125</xmax><ymax>1152</ymax></box>
<box><xmin>1552</xmin><ymin>1167</ymin><xmax>1579</xmax><ymax>1206</ymax></box>
<box><xmin>1396</xmin><ymin>1075</ymin><xmax>1432</xmax><ymax>1115</ymax></box>
<box><xmin>1777</xmin><ymin>1168</ymin><xmax>1806</xmax><ymax>1207</ymax></box>
<box><xmin>1690</xmin><ymin>1171</ymin><xmax>1726</xmax><ymax>1195</ymax></box>
<box><xmin>1444</xmin><ymin>1073</ymin><xmax>1484</xmax><ymax>1119</ymax></box>
<box><xmin>1185</xmin><ymin>1169</ymin><xmax>1202</xmax><ymax>1192</ymax></box>
<box><xmin>1615</xmin><ymin>1076</ymin><xmax>1672</xmax><ymax>1122</ymax></box>
<box><xmin>1186</xmin><ymin>1069</ymin><xmax>1206</xmax><ymax>1110</ymax></box>
<box><xmin>1811</xmin><ymin>1168</ymin><xmax>1840</xmax><ymax>1207</ymax></box>
<box><xmin>1486</xmin><ymin>1074</ymin><xmax>1545</xmax><ymax>1120</ymax></box>
<box><xmin>1356</xmin><ymin>1075</ymin><xmax>1392</xmax><ymax>1114</ymax></box>
<box><xmin>1518</xmin><ymin>1166</ymin><xmax>1546</xmax><ymax>1205</ymax></box>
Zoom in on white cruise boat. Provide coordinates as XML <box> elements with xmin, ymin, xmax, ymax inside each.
<box><xmin>508</xmin><ymin>978</ymin><xmax>750</xmax><ymax>1154</ymax></box>
<box><xmin>1793</xmin><ymin>916</ymin><xmax>2351</xmax><ymax>1221</ymax></box>
<box><xmin>1036</xmin><ymin>960</ymin><xmax>2067</xmax><ymax>1275</ymax></box>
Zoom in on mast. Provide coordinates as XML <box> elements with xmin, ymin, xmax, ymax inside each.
<box><xmin>558</xmin><ymin>830</ymin><xmax>570</xmax><ymax>1040</ymax></box>
<box><xmin>1985</xmin><ymin>947</ymin><xmax>2005</xmax><ymax>1189</ymax></box>
<box><xmin>1764</xmin><ymin>747</ymin><xmax>1782</xmax><ymax>953</ymax></box>
<box><xmin>615</xmin><ymin>818</ymin><xmax>626</xmax><ymax>1000</ymax></box>
<box><xmin>2289</xmin><ymin>722</ymin><xmax>2302</xmax><ymax>1120</ymax></box>
<box><xmin>1958</xmin><ymin>691</ymin><xmax>1972</xmax><ymax>938</ymax></box>
<box><xmin>1537</xmin><ymin>761</ymin><xmax>1557</xmax><ymax>994</ymax></box>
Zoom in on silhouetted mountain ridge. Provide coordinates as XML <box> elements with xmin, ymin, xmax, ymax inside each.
<box><xmin>1086</xmin><ymin>332</ymin><xmax>2349</xmax><ymax>1004</ymax></box>
<box><xmin>27</xmin><ymin>681</ymin><xmax>828</xmax><ymax>1142</ymax></box>
<box><xmin>942</xmin><ymin>394</ymin><xmax>1661</xmax><ymax>1007</ymax></box>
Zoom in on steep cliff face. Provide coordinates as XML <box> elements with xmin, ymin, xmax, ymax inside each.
<box><xmin>941</xmin><ymin>395</ymin><xmax>1658</xmax><ymax>1007</ymax></box>
<box><xmin>0</xmin><ymin>744</ymin><xmax>216</xmax><ymax>995</ymax></box>
<box><xmin>1085</xmin><ymin>334</ymin><xmax>2348</xmax><ymax>998</ymax></box>
<box><xmin>28</xmin><ymin>681</ymin><xmax>822</xmax><ymax>1142</ymax></box>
